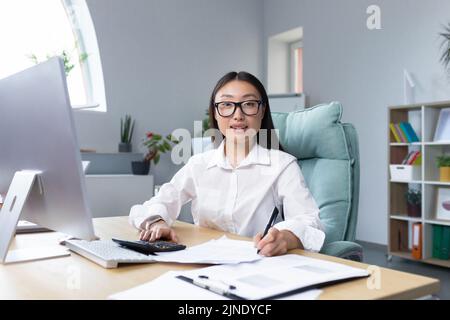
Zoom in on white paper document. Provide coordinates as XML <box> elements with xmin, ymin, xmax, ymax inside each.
<box><xmin>153</xmin><ymin>236</ymin><xmax>262</xmax><ymax>264</ymax></box>
<box><xmin>110</xmin><ymin>254</ymin><xmax>367</xmax><ymax>300</ymax></box>
<box><xmin>175</xmin><ymin>254</ymin><xmax>369</xmax><ymax>300</ymax></box>
<box><xmin>65</xmin><ymin>236</ymin><xmax>261</xmax><ymax>267</ymax></box>
<box><xmin>109</xmin><ymin>270</ymin><xmax>322</xmax><ymax>300</ymax></box>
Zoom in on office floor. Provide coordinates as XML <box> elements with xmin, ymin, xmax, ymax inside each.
<box><xmin>358</xmin><ymin>241</ymin><xmax>450</xmax><ymax>300</ymax></box>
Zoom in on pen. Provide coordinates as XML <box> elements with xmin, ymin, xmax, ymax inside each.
<box><xmin>176</xmin><ymin>275</ymin><xmax>241</xmax><ymax>299</ymax></box>
<box><xmin>257</xmin><ymin>206</ymin><xmax>279</xmax><ymax>254</ymax></box>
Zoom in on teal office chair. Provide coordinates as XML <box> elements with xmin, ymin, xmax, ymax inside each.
<box><xmin>272</xmin><ymin>101</ymin><xmax>363</xmax><ymax>261</ymax></box>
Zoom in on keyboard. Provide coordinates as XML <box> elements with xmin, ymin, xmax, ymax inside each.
<box><xmin>64</xmin><ymin>239</ymin><xmax>157</xmax><ymax>268</ymax></box>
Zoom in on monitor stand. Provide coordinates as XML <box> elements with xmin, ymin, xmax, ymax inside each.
<box><xmin>0</xmin><ymin>170</ymin><xmax>70</xmax><ymax>264</ymax></box>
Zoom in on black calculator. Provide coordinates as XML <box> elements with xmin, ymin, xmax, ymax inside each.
<box><xmin>112</xmin><ymin>238</ymin><xmax>186</xmax><ymax>255</ymax></box>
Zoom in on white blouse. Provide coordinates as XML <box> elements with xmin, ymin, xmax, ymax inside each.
<box><xmin>129</xmin><ymin>141</ymin><xmax>325</xmax><ymax>252</ymax></box>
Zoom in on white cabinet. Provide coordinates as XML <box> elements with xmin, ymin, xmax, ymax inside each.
<box><xmin>84</xmin><ymin>175</ymin><xmax>153</xmax><ymax>218</ymax></box>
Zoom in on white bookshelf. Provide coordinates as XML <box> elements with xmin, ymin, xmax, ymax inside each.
<box><xmin>388</xmin><ymin>100</ymin><xmax>450</xmax><ymax>268</ymax></box>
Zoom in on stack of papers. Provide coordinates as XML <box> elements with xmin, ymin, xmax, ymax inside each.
<box><xmin>154</xmin><ymin>236</ymin><xmax>261</xmax><ymax>264</ymax></box>
<box><xmin>110</xmin><ymin>254</ymin><xmax>368</xmax><ymax>300</ymax></box>
<box><xmin>109</xmin><ymin>270</ymin><xmax>322</xmax><ymax>300</ymax></box>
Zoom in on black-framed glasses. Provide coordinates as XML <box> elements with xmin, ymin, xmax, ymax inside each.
<box><xmin>214</xmin><ymin>100</ymin><xmax>263</xmax><ymax>117</ymax></box>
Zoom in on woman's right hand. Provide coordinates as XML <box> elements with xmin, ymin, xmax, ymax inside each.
<box><xmin>139</xmin><ymin>219</ymin><xmax>179</xmax><ymax>242</ymax></box>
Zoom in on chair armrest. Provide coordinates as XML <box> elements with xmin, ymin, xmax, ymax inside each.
<box><xmin>320</xmin><ymin>241</ymin><xmax>363</xmax><ymax>262</ymax></box>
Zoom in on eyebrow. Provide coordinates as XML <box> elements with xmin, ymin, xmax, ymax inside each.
<box><xmin>219</xmin><ymin>93</ymin><xmax>259</xmax><ymax>99</ymax></box>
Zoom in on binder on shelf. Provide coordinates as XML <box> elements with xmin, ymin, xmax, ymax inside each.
<box><xmin>398</xmin><ymin>122</ymin><xmax>412</xmax><ymax>142</ymax></box>
<box><xmin>432</xmin><ymin>225</ymin><xmax>443</xmax><ymax>259</ymax></box>
<box><xmin>412</xmin><ymin>153</ymin><xmax>422</xmax><ymax>165</ymax></box>
<box><xmin>390</xmin><ymin>123</ymin><xmax>401</xmax><ymax>142</ymax></box>
<box><xmin>402</xmin><ymin>151</ymin><xmax>415</xmax><ymax>164</ymax></box>
<box><xmin>398</xmin><ymin>123</ymin><xmax>410</xmax><ymax>142</ymax></box>
<box><xmin>412</xmin><ymin>223</ymin><xmax>422</xmax><ymax>260</ymax></box>
<box><xmin>408</xmin><ymin>151</ymin><xmax>421</xmax><ymax>165</ymax></box>
<box><xmin>394</xmin><ymin>123</ymin><xmax>407</xmax><ymax>142</ymax></box>
<box><xmin>402</xmin><ymin>151</ymin><xmax>421</xmax><ymax>165</ymax></box>
<box><xmin>440</xmin><ymin>226</ymin><xmax>450</xmax><ymax>260</ymax></box>
<box><xmin>401</xmin><ymin>122</ymin><xmax>420</xmax><ymax>142</ymax></box>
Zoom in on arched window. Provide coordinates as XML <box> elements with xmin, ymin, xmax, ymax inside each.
<box><xmin>0</xmin><ymin>0</ymin><xmax>106</xmax><ymax>111</ymax></box>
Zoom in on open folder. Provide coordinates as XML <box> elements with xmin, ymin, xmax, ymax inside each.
<box><xmin>175</xmin><ymin>254</ymin><xmax>369</xmax><ymax>300</ymax></box>
<box><xmin>109</xmin><ymin>270</ymin><xmax>323</xmax><ymax>300</ymax></box>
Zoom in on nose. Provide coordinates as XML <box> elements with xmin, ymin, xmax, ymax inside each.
<box><xmin>233</xmin><ymin>105</ymin><xmax>245</xmax><ymax>120</ymax></box>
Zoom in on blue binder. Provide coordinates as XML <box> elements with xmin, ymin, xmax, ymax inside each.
<box><xmin>400</xmin><ymin>122</ymin><xmax>419</xmax><ymax>142</ymax></box>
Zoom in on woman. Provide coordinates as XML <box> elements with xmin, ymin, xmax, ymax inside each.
<box><xmin>129</xmin><ymin>71</ymin><xmax>325</xmax><ymax>256</ymax></box>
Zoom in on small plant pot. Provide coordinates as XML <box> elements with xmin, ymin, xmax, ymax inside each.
<box><xmin>440</xmin><ymin>167</ymin><xmax>450</xmax><ymax>182</ymax></box>
<box><xmin>407</xmin><ymin>203</ymin><xmax>421</xmax><ymax>218</ymax></box>
<box><xmin>118</xmin><ymin>142</ymin><xmax>132</xmax><ymax>153</ymax></box>
<box><xmin>131</xmin><ymin>161</ymin><xmax>150</xmax><ymax>175</ymax></box>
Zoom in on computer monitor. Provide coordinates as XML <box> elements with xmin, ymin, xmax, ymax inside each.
<box><xmin>0</xmin><ymin>57</ymin><xmax>96</xmax><ymax>263</ymax></box>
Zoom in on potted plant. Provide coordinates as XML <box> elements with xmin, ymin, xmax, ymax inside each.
<box><xmin>28</xmin><ymin>48</ymin><xmax>89</xmax><ymax>77</ymax></box>
<box><xmin>119</xmin><ymin>115</ymin><xmax>135</xmax><ymax>152</ymax></box>
<box><xmin>131</xmin><ymin>131</ymin><xmax>179</xmax><ymax>175</ymax></box>
<box><xmin>436</xmin><ymin>155</ymin><xmax>450</xmax><ymax>182</ymax></box>
<box><xmin>405</xmin><ymin>189</ymin><xmax>421</xmax><ymax>218</ymax></box>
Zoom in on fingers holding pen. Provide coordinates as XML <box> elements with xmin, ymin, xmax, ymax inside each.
<box><xmin>256</xmin><ymin>228</ymin><xmax>277</xmax><ymax>250</ymax></box>
<box><xmin>253</xmin><ymin>232</ymin><xmax>263</xmax><ymax>248</ymax></box>
<box><xmin>256</xmin><ymin>228</ymin><xmax>290</xmax><ymax>256</ymax></box>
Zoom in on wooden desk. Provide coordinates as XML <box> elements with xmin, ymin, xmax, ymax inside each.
<box><xmin>0</xmin><ymin>216</ymin><xmax>439</xmax><ymax>299</ymax></box>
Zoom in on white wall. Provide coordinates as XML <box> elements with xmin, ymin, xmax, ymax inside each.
<box><xmin>267</xmin><ymin>39</ymin><xmax>289</xmax><ymax>93</ymax></box>
<box><xmin>263</xmin><ymin>0</ymin><xmax>450</xmax><ymax>244</ymax></box>
<box><xmin>74</xmin><ymin>0</ymin><xmax>264</xmax><ymax>187</ymax></box>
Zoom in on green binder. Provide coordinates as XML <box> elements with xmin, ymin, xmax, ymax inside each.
<box><xmin>433</xmin><ymin>225</ymin><xmax>443</xmax><ymax>259</ymax></box>
<box><xmin>440</xmin><ymin>226</ymin><xmax>450</xmax><ymax>260</ymax></box>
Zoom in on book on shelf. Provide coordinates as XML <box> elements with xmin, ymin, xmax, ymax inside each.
<box><xmin>412</xmin><ymin>153</ymin><xmax>422</xmax><ymax>165</ymax></box>
<box><xmin>412</xmin><ymin>222</ymin><xmax>422</xmax><ymax>260</ymax></box>
<box><xmin>433</xmin><ymin>225</ymin><xmax>443</xmax><ymax>259</ymax></box>
<box><xmin>432</xmin><ymin>225</ymin><xmax>450</xmax><ymax>260</ymax></box>
<box><xmin>389</xmin><ymin>122</ymin><xmax>419</xmax><ymax>143</ymax></box>
<box><xmin>393</xmin><ymin>123</ymin><xmax>407</xmax><ymax>142</ymax></box>
<box><xmin>441</xmin><ymin>226</ymin><xmax>450</xmax><ymax>260</ymax></box>
<box><xmin>400</xmin><ymin>122</ymin><xmax>420</xmax><ymax>142</ymax></box>
<box><xmin>401</xmin><ymin>151</ymin><xmax>421</xmax><ymax>165</ymax></box>
<box><xmin>394</xmin><ymin>123</ymin><xmax>409</xmax><ymax>142</ymax></box>
<box><xmin>390</xmin><ymin>123</ymin><xmax>401</xmax><ymax>142</ymax></box>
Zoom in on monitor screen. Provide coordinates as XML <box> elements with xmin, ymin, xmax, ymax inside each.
<box><xmin>0</xmin><ymin>57</ymin><xmax>96</xmax><ymax>240</ymax></box>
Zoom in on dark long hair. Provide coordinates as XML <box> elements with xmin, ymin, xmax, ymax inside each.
<box><xmin>208</xmin><ymin>71</ymin><xmax>283</xmax><ymax>151</ymax></box>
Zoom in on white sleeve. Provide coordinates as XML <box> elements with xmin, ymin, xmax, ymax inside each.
<box><xmin>273</xmin><ymin>161</ymin><xmax>325</xmax><ymax>252</ymax></box>
<box><xmin>128</xmin><ymin>159</ymin><xmax>196</xmax><ymax>230</ymax></box>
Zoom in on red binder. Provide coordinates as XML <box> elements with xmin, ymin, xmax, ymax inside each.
<box><xmin>412</xmin><ymin>223</ymin><xmax>422</xmax><ymax>260</ymax></box>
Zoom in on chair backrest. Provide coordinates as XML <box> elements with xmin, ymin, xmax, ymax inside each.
<box><xmin>271</xmin><ymin>102</ymin><xmax>360</xmax><ymax>245</ymax></box>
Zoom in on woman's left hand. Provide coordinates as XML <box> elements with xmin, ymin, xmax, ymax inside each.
<box><xmin>253</xmin><ymin>228</ymin><xmax>301</xmax><ymax>257</ymax></box>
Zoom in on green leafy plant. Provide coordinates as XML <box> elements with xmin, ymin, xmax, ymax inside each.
<box><xmin>436</xmin><ymin>155</ymin><xmax>450</xmax><ymax>168</ymax></box>
<box><xmin>143</xmin><ymin>132</ymin><xmax>179</xmax><ymax>165</ymax></box>
<box><xmin>27</xmin><ymin>48</ymin><xmax>88</xmax><ymax>76</ymax></box>
<box><xmin>405</xmin><ymin>189</ymin><xmax>421</xmax><ymax>205</ymax></box>
<box><xmin>439</xmin><ymin>22</ymin><xmax>450</xmax><ymax>74</ymax></box>
<box><xmin>120</xmin><ymin>115</ymin><xmax>135</xmax><ymax>144</ymax></box>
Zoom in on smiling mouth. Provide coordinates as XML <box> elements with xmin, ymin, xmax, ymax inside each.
<box><xmin>229</xmin><ymin>126</ymin><xmax>248</xmax><ymax>133</ymax></box>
